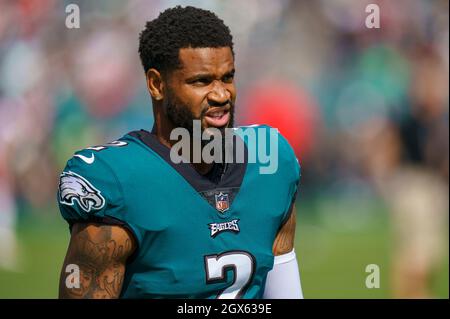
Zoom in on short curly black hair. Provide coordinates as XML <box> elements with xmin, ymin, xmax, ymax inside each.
<box><xmin>139</xmin><ymin>6</ymin><xmax>234</xmax><ymax>75</ymax></box>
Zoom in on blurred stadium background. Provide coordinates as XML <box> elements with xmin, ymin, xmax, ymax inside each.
<box><xmin>0</xmin><ymin>0</ymin><xmax>448</xmax><ymax>298</ymax></box>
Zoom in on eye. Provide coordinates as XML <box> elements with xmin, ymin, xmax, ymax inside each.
<box><xmin>192</xmin><ymin>78</ymin><xmax>211</xmax><ymax>86</ymax></box>
<box><xmin>222</xmin><ymin>73</ymin><xmax>234</xmax><ymax>83</ymax></box>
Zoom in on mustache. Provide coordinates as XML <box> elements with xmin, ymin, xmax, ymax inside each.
<box><xmin>200</xmin><ymin>100</ymin><xmax>234</xmax><ymax>117</ymax></box>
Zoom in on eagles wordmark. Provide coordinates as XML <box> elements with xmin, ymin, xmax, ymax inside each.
<box><xmin>208</xmin><ymin>219</ymin><xmax>240</xmax><ymax>238</ymax></box>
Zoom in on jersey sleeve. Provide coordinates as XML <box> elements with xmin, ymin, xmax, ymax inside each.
<box><xmin>57</xmin><ymin>151</ymin><xmax>143</xmax><ymax>246</ymax></box>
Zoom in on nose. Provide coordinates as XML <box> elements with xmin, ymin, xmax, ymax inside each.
<box><xmin>207</xmin><ymin>81</ymin><xmax>230</xmax><ymax>105</ymax></box>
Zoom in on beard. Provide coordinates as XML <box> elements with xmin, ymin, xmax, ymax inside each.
<box><xmin>163</xmin><ymin>94</ymin><xmax>234</xmax><ymax>134</ymax></box>
<box><xmin>164</xmin><ymin>91</ymin><xmax>235</xmax><ymax>136</ymax></box>
<box><xmin>163</xmin><ymin>91</ymin><xmax>235</xmax><ymax>164</ymax></box>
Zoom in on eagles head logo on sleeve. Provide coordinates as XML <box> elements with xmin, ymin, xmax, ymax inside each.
<box><xmin>59</xmin><ymin>171</ymin><xmax>105</xmax><ymax>212</ymax></box>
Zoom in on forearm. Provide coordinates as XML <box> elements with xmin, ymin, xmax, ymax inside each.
<box><xmin>264</xmin><ymin>204</ymin><xmax>303</xmax><ymax>298</ymax></box>
<box><xmin>263</xmin><ymin>249</ymin><xmax>303</xmax><ymax>299</ymax></box>
<box><xmin>59</xmin><ymin>257</ymin><xmax>125</xmax><ymax>299</ymax></box>
<box><xmin>59</xmin><ymin>223</ymin><xmax>133</xmax><ymax>299</ymax></box>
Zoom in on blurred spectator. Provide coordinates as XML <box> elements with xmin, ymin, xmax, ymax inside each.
<box><xmin>0</xmin><ymin>101</ymin><xmax>20</xmax><ymax>271</ymax></box>
<box><xmin>51</xmin><ymin>21</ymin><xmax>152</xmax><ymax>169</ymax></box>
<box><xmin>238</xmin><ymin>80</ymin><xmax>320</xmax><ymax>161</ymax></box>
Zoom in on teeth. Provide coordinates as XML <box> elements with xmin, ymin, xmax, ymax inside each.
<box><xmin>209</xmin><ymin>111</ymin><xmax>224</xmax><ymax>118</ymax></box>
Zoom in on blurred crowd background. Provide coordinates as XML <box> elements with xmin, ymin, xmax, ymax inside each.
<box><xmin>0</xmin><ymin>0</ymin><xmax>448</xmax><ymax>298</ymax></box>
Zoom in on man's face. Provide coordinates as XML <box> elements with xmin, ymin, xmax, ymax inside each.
<box><xmin>163</xmin><ymin>47</ymin><xmax>236</xmax><ymax>134</ymax></box>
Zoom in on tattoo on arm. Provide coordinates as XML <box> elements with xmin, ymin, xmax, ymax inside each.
<box><xmin>59</xmin><ymin>223</ymin><xmax>134</xmax><ymax>299</ymax></box>
<box><xmin>273</xmin><ymin>204</ymin><xmax>297</xmax><ymax>256</ymax></box>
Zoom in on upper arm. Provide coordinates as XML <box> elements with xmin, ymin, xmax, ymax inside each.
<box><xmin>272</xmin><ymin>203</ymin><xmax>296</xmax><ymax>256</ymax></box>
<box><xmin>59</xmin><ymin>223</ymin><xmax>136</xmax><ymax>299</ymax></box>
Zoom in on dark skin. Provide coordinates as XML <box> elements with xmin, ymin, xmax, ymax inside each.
<box><xmin>59</xmin><ymin>223</ymin><xmax>133</xmax><ymax>298</ymax></box>
<box><xmin>148</xmin><ymin>47</ymin><xmax>236</xmax><ymax>174</ymax></box>
<box><xmin>59</xmin><ymin>47</ymin><xmax>296</xmax><ymax>298</ymax></box>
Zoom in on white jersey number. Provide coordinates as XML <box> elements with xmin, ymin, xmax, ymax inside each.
<box><xmin>204</xmin><ymin>251</ymin><xmax>255</xmax><ymax>299</ymax></box>
<box><xmin>86</xmin><ymin>140</ymin><xmax>128</xmax><ymax>152</ymax></box>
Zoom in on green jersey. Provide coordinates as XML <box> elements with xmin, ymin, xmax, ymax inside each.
<box><xmin>58</xmin><ymin>125</ymin><xmax>300</xmax><ymax>299</ymax></box>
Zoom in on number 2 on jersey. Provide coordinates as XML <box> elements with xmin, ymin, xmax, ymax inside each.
<box><xmin>204</xmin><ymin>251</ymin><xmax>256</xmax><ymax>299</ymax></box>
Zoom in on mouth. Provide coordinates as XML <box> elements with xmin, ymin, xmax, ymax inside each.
<box><xmin>203</xmin><ymin>106</ymin><xmax>231</xmax><ymax>128</ymax></box>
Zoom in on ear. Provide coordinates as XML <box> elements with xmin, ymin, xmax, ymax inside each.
<box><xmin>146</xmin><ymin>68</ymin><xmax>164</xmax><ymax>101</ymax></box>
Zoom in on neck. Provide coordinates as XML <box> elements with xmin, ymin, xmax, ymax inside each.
<box><xmin>151</xmin><ymin>104</ymin><xmax>214</xmax><ymax>175</ymax></box>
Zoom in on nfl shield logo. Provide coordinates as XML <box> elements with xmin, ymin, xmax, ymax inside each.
<box><xmin>215</xmin><ymin>192</ymin><xmax>230</xmax><ymax>213</ymax></box>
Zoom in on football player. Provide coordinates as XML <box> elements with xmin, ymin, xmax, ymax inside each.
<box><xmin>58</xmin><ymin>6</ymin><xmax>303</xmax><ymax>299</ymax></box>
